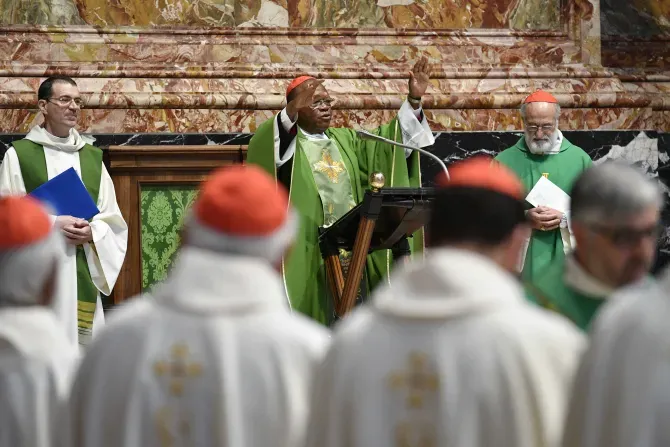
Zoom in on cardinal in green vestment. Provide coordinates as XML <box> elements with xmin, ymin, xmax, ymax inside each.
<box><xmin>526</xmin><ymin>162</ymin><xmax>662</xmax><ymax>331</ymax></box>
<box><xmin>495</xmin><ymin>90</ymin><xmax>592</xmax><ymax>283</ymax></box>
<box><xmin>247</xmin><ymin>58</ymin><xmax>435</xmax><ymax>325</ymax></box>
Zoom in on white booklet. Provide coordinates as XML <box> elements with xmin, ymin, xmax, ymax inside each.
<box><xmin>525</xmin><ymin>176</ymin><xmax>570</xmax><ymax>214</ymax></box>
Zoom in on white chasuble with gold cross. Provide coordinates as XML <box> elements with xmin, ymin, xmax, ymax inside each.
<box><xmin>66</xmin><ymin>247</ymin><xmax>330</xmax><ymax>447</ymax></box>
<box><xmin>305</xmin><ymin>248</ymin><xmax>586</xmax><ymax>447</ymax></box>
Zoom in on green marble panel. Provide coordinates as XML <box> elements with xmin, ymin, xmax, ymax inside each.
<box><xmin>140</xmin><ymin>184</ymin><xmax>198</xmax><ymax>291</ymax></box>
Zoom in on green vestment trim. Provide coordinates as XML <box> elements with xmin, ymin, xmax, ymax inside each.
<box><xmin>247</xmin><ymin>117</ymin><xmax>422</xmax><ymax>325</ymax></box>
<box><xmin>12</xmin><ymin>139</ymin><xmax>102</xmax><ymax>340</ymax></box>
<box><xmin>494</xmin><ymin>136</ymin><xmax>592</xmax><ymax>282</ymax></box>
<box><xmin>525</xmin><ymin>260</ymin><xmax>605</xmax><ymax>331</ymax></box>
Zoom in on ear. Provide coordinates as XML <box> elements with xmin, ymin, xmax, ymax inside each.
<box><xmin>37</xmin><ymin>99</ymin><xmax>48</xmax><ymax>116</ymax></box>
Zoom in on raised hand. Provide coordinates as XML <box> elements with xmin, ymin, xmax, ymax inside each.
<box><xmin>286</xmin><ymin>79</ymin><xmax>324</xmax><ymax>119</ymax></box>
<box><xmin>409</xmin><ymin>56</ymin><xmax>430</xmax><ymax>99</ymax></box>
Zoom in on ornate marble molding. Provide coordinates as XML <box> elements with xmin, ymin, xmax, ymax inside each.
<box><xmin>0</xmin><ymin>0</ymin><xmax>665</xmax><ymax>133</ymax></box>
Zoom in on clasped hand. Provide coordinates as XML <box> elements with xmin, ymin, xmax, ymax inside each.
<box><xmin>56</xmin><ymin>215</ymin><xmax>93</xmax><ymax>245</ymax></box>
<box><xmin>527</xmin><ymin>206</ymin><xmax>563</xmax><ymax>231</ymax></box>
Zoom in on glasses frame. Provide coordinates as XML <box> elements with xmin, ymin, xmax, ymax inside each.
<box><xmin>47</xmin><ymin>96</ymin><xmax>84</xmax><ymax>108</ymax></box>
<box><xmin>524</xmin><ymin>123</ymin><xmax>556</xmax><ymax>134</ymax></box>
<box><xmin>587</xmin><ymin>221</ymin><xmax>663</xmax><ymax>248</ymax></box>
<box><xmin>309</xmin><ymin>99</ymin><xmax>334</xmax><ymax>109</ymax></box>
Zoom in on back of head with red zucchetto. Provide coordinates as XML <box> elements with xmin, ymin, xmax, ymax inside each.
<box><xmin>429</xmin><ymin>156</ymin><xmax>528</xmax><ymax>248</ymax></box>
<box><xmin>185</xmin><ymin>165</ymin><xmax>297</xmax><ymax>263</ymax></box>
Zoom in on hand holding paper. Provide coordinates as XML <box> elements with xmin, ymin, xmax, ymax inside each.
<box><xmin>526</xmin><ymin>176</ymin><xmax>570</xmax><ymax>214</ymax></box>
<box><xmin>526</xmin><ymin>177</ymin><xmax>570</xmax><ymax>231</ymax></box>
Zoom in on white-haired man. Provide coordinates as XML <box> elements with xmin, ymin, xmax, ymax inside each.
<box><xmin>68</xmin><ymin>165</ymin><xmax>330</xmax><ymax>447</ymax></box>
<box><xmin>0</xmin><ymin>75</ymin><xmax>128</xmax><ymax>347</ymax></box>
<box><xmin>495</xmin><ymin>90</ymin><xmax>592</xmax><ymax>282</ymax></box>
<box><xmin>0</xmin><ymin>196</ymin><xmax>79</xmax><ymax>447</ymax></box>
<box><xmin>526</xmin><ymin>162</ymin><xmax>662</xmax><ymax>331</ymax></box>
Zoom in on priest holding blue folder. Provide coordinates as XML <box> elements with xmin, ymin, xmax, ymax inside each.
<box><xmin>0</xmin><ymin>76</ymin><xmax>128</xmax><ymax>347</ymax></box>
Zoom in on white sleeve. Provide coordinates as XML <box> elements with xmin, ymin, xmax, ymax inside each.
<box><xmin>0</xmin><ymin>148</ymin><xmax>58</xmax><ymax>225</ymax></box>
<box><xmin>561</xmin><ymin>211</ymin><xmax>575</xmax><ymax>254</ymax></box>
<box><xmin>275</xmin><ymin>109</ymin><xmax>298</xmax><ymax>168</ymax></box>
<box><xmin>0</xmin><ymin>148</ymin><xmax>26</xmax><ymax>195</ymax></box>
<box><xmin>84</xmin><ymin>164</ymin><xmax>128</xmax><ymax>296</ymax></box>
<box><xmin>397</xmin><ymin>100</ymin><xmax>435</xmax><ymax>157</ymax></box>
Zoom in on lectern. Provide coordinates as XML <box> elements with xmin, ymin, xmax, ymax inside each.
<box><xmin>318</xmin><ymin>172</ymin><xmax>435</xmax><ymax>318</ymax></box>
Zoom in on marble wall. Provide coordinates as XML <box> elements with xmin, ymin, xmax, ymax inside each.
<box><xmin>600</xmin><ymin>0</ymin><xmax>670</xmax><ymax>123</ymax></box>
<box><xmin>4</xmin><ymin>0</ymin><xmax>562</xmax><ymax>29</ymax></box>
<box><xmin>0</xmin><ymin>0</ymin><xmax>621</xmax><ymax>140</ymax></box>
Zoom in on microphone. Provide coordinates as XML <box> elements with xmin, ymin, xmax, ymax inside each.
<box><xmin>356</xmin><ymin>130</ymin><xmax>450</xmax><ymax>180</ymax></box>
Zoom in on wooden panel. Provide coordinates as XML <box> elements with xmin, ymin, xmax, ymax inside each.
<box><xmin>108</xmin><ymin>145</ymin><xmax>247</xmax><ymax>304</ymax></box>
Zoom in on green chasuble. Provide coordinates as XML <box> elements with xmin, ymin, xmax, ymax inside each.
<box><xmin>11</xmin><ymin>139</ymin><xmax>102</xmax><ymax>338</ymax></box>
<box><xmin>525</xmin><ymin>261</ymin><xmax>604</xmax><ymax>331</ymax></box>
<box><xmin>247</xmin><ymin>117</ymin><xmax>422</xmax><ymax>325</ymax></box>
<box><xmin>495</xmin><ymin>136</ymin><xmax>592</xmax><ymax>282</ymax></box>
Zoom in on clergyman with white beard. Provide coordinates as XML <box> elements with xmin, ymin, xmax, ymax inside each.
<box><xmin>495</xmin><ymin>90</ymin><xmax>592</xmax><ymax>283</ymax></box>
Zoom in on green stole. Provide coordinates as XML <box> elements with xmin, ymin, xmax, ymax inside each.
<box><xmin>299</xmin><ymin>130</ymin><xmax>356</xmax><ymax>227</ymax></box>
<box><xmin>525</xmin><ymin>260</ymin><xmax>605</xmax><ymax>331</ymax></box>
<box><xmin>247</xmin><ymin>116</ymin><xmax>422</xmax><ymax>325</ymax></box>
<box><xmin>494</xmin><ymin>136</ymin><xmax>592</xmax><ymax>282</ymax></box>
<box><xmin>12</xmin><ymin>139</ymin><xmax>103</xmax><ymax>341</ymax></box>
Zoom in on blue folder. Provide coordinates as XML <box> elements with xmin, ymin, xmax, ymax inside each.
<box><xmin>29</xmin><ymin>167</ymin><xmax>100</xmax><ymax>220</ymax></box>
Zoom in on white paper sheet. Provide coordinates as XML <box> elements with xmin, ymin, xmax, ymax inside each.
<box><xmin>525</xmin><ymin>176</ymin><xmax>570</xmax><ymax>214</ymax></box>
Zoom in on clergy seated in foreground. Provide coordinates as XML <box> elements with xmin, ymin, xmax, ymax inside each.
<box><xmin>0</xmin><ymin>76</ymin><xmax>128</xmax><ymax>348</ymax></box>
<box><xmin>0</xmin><ymin>197</ymin><xmax>79</xmax><ymax>447</ymax></box>
<box><xmin>495</xmin><ymin>90</ymin><xmax>592</xmax><ymax>283</ymax></box>
<box><xmin>247</xmin><ymin>58</ymin><xmax>435</xmax><ymax>325</ymax></box>
<box><xmin>526</xmin><ymin>161</ymin><xmax>662</xmax><ymax>331</ymax></box>
<box><xmin>305</xmin><ymin>157</ymin><xmax>585</xmax><ymax>447</ymax></box>
<box><xmin>67</xmin><ymin>166</ymin><xmax>330</xmax><ymax>447</ymax></box>
<box><xmin>562</xmin><ymin>267</ymin><xmax>670</xmax><ymax>447</ymax></box>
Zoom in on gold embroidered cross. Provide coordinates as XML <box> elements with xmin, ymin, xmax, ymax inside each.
<box><xmin>388</xmin><ymin>352</ymin><xmax>440</xmax><ymax>409</ymax></box>
<box><xmin>154</xmin><ymin>343</ymin><xmax>203</xmax><ymax>396</ymax></box>
<box><xmin>313</xmin><ymin>150</ymin><xmax>345</xmax><ymax>183</ymax></box>
<box><xmin>542</xmin><ymin>172</ymin><xmax>549</xmax><ymax>178</ymax></box>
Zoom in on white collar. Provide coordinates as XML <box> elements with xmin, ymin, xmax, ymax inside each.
<box><xmin>563</xmin><ymin>254</ymin><xmax>614</xmax><ymax>298</ymax></box>
<box><xmin>372</xmin><ymin>248</ymin><xmax>524</xmax><ymax>319</ymax></box>
<box><xmin>298</xmin><ymin>126</ymin><xmax>328</xmax><ymax>141</ymax></box>
<box><xmin>0</xmin><ymin>307</ymin><xmax>76</xmax><ymax>358</ymax></box>
<box><xmin>154</xmin><ymin>247</ymin><xmax>290</xmax><ymax>315</ymax></box>
<box><xmin>25</xmin><ymin>125</ymin><xmax>90</xmax><ymax>153</ymax></box>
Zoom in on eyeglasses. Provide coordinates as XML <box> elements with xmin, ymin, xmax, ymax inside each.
<box><xmin>310</xmin><ymin>99</ymin><xmax>334</xmax><ymax>109</ymax></box>
<box><xmin>48</xmin><ymin>96</ymin><xmax>84</xmax><ymax>108</ymax></box>
<box><xmin>525</xmin><ymin>124</ymin><xmax>555</xmax><ymax>133</ymax></box>
<box><xmin>589</xmin><ymin>222</ymin><xmax>662</xmax><ymax>247</ymax></box>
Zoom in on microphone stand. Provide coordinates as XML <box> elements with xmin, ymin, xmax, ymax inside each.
<box><xmin>356</xmin><ymin>130</ymin><xmax>450</xmax><ymax>180</ymax></box>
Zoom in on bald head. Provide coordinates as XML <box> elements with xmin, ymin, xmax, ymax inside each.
<box><xmin>571</xmin><ymin>162</ymin><xmax>662</xmax><ymax>225</ymax></box>
<box><xmin>520</xmin><ymin>101</ymin><xmax>560</xmax><ymax>122</ymax></box>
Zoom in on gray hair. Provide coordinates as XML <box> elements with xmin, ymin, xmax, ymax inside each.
<box><xmin>183</xmin><ymin>209</ymin><xmax>298</xmax><ymax>264</ymax></box>
<box><xmin>520</xmin><ymin>102</ymin><xmax>561</xmax><ymax>122</ymax></box>
<box><xmin>571</xmin><ymin>161</ymin><xmax>664</xmax><ymax>225</ymax></box>
<box><xmin>0</xmin><ymin>232</ymin><xmax>62</xmax><ymax>307</ymax></box>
